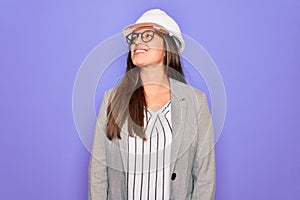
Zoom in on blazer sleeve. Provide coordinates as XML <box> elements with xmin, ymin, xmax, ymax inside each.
<box><xmin>191</xmin><ymin>91</ymin><xmax>216</xmax><ymax>200</ymax></box>
<box><xmin>88</xmin><ymin>90</ymin><xmax>109</xmax><ymax>200</ymax></box>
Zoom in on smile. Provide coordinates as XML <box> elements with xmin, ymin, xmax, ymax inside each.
<box><xmin>134</xmin><ymin>47</ymin><xmax>148</xmax><ymax>54</ymax></box>
<box><xmin>135</xmin><ymin>49</ymin><xmax>146</xmax><ymax>53</ymax></box>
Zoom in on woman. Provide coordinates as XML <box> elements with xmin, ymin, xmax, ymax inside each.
<box><xmin>88</xmin><ymin>9</ymin><xmax>216</xmax><ymax>200</ymax></box>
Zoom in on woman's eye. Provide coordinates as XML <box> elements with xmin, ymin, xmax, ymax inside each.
<box><xmin>145</xmin><ymin>34</ymin><xmax>153</xmax><ymax>38</ymax></box>
<box><xmin>131</xmin><ymin>35</ymin><xmax>138</xmax><ymax>41</ymax></box>
<box><xmin>143</xmin><ymin>34</ymin><xmax>153</xmax><ymax>41</ymax></box>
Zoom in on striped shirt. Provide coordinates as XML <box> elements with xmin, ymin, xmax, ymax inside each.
<box><xmin>126</xmin><ymin>100</ymin><xmax>172</xmax><ymax>200</ymax></box>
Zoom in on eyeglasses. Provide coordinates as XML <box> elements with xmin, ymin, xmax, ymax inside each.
<box><xmin>125</xmin><ymin>28</ymin><xmax>167</xmax><ymax>45</ymax></box>
<box><xmin>126</xmin><ymin>30</ymin><xmax>156</xmax><ymax>45</ymax></box>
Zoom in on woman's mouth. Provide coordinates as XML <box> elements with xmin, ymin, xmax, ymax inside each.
<box><xmin>134</xmin><ymin>47</ymin><xmax>148</xmax><ymax>54</ymax></box>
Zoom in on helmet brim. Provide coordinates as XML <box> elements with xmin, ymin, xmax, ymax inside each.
<box><xmin>123</xmin><ymin>22</ymin><xmax>168</xmax><ymax>37</ymax></box>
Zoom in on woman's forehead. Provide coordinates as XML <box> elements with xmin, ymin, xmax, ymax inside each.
<box><xmin>132</xmin><ymin>26</ymin><xmax>155</xmax><ymax>33</ymax></box>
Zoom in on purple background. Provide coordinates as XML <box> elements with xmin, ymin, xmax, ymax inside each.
<box><xmin>1</xmin><ymin>0</ymin><xmax>300</xmax><ymax>199</ymax></box>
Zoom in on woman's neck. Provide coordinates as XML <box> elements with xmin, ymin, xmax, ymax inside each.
<box><xmin>139</xmin><ymin>65</ymin><xmax>170</xmax><ymax>95</ymax></box>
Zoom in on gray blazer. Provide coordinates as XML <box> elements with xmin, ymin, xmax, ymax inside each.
<box><xmin>88</xmin><ymin>77</ymin><xmax>216</xmax><ymax>200</ymax></box>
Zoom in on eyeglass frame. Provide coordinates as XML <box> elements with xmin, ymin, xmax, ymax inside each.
<box><xmin>125</xmin><ymin>26</ymin><xmax>169</xmax><ymax>45</ymax></box>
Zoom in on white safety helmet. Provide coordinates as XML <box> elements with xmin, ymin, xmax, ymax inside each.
<box><xmin>123</xmin><ymin>9</ymin><xmax>185</xmax><ymax>53</ymax></box>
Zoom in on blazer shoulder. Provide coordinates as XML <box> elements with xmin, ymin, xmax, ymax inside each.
<box><xmin>176</xmin><ymin>81</ymin><xmax>209</xmax><ymax>113</ymax></box>
<box><xmin>176</xmin><ymin>80</ymin><xmax>207</xmax><ymax>100</ymax></box>
<box><xmin>103</xmin><ymin>87</ymin><xmax>116</xmax><ymax>101</ymax></box>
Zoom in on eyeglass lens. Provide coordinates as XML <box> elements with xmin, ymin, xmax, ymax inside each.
<box><xmin>126</xmin><ymin>30</ymin><xmax>155</xmax><ymax>45</ymax></box>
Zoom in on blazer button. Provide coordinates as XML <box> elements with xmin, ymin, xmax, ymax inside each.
<box><xmin>171</xmin><ymin>173</ymin><xmax>176</xmax><ymax>180</ymax></box>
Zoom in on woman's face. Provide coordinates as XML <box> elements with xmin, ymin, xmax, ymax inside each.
<box><xmin>129</xmin><ymin>27</ymin><xmax>165</xmax><ymax>67</ymax></box>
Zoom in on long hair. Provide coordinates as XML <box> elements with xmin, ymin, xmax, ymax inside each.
<box><xmin>106</xmin><ymin>33</ymin><xmax>186</xmax><ymax>141</ymax></box>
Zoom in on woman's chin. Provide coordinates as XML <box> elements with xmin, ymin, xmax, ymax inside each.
<box><xmin>133</xmin><ymin>61</ymin><xmax>147</xmax><ymax>67</ymax></box>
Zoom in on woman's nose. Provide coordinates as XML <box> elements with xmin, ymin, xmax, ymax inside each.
<box><xmin>134</xmin><ymin>33</ymin><xmax>144</xmax><ymax>44</ymax></box>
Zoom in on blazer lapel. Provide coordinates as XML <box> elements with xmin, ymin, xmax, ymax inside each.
<box><xmin>117</xmin><ymin>77</ymin><xmax>187</xmax><ymax>177</ymax></box>
<box><xmin>118</xmin><ymin>118</ymin><xmax>128</xmax><ymax>174</ymax></box>
<box><xmin>169</xmin><ymin>77</ymin><xmax>187</xmax><ymax>174</ymax></box>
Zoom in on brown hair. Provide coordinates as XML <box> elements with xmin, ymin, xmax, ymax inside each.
<box><xmin>106</xmin><ymin>33</ymin><xmax>186</xmax><ymax>141</ymax></box>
